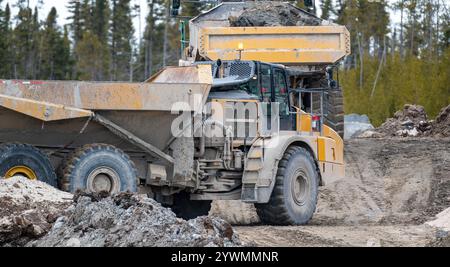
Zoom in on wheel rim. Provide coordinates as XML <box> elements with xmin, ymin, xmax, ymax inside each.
<box><xmin>291</xmin><ymin>170</ymin><xmax>309</xmax><ymax>206</ymax></box>
<box><xmin>5</xmin><ymin>166</ymin><xmax>37</xmax><ymax>180</ymax></box>
<box><xmin>87</xmin><ymin>167</ymin><xmax>120</xmax><ymax>194</ymax></box>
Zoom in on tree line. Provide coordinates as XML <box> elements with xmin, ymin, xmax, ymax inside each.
<box><xmin>0</xmin><ymin>0</ymin><xmax>449</xmax><ymax>124</ymax></box>
<box><xmin>329</xmin><ymin>0</ymin><xmax>449</xmax><ymax>125</ymax></box>
<box><xmin>0</xmin><ymin>0</ymin><xmax>189</xmax><ymax>81</ymax></box>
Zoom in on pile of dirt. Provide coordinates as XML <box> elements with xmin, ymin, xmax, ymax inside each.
<box><xmin>313</xmin><ymin>138</ymin><xmax>450</xmax><ymax>226</ymax></box>
<box><xmin>30</xmin><ymin>192</ymin><xmax>241</xmax><ymax>247</ymax></box>
<box><xmin>0</xmin><ymin>177</ymin><xmax>72</xmax><ymax>246</ymax></box>
<box><xmin>359</xmin><ymin>104</ymin><xmax>450</xmax><ymax>138</ymax></box>
<box><xmin>372</xmin><ymin>104</ymin><xmax>431</xmax><ymax>137</ymax></box>
<box><xmin>429</xmin><ymin>104</ymin><xmax>450</xmax><ymax>137</ymax></box>
<box><xmin>229</xmin><ymin>2</ymin><xmax>321</xmax><ymax>27</ymax></box>
<box><xmin>210</xmin><ymin>201</ymin><xmax>260</xmax><ymax>225</ymax></box>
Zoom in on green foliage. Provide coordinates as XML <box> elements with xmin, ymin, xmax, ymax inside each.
<box><xmin>340</xmin><ymin>0</ymin><xmax>449</xmax><ymax>125</ymax></box>
<box><xmin>67</xmin><ymin>0</ymin><xmax>83</xmax><ymax>45</ymax></box>
<box><xmin>342</xmin><ymin>50</ymin><xmax>450</xmax><ymax>126</ymax></box>
<box><xmin>111</xmin><ymin>0</ymin><xmax>134</xmax><ymax>81</ymax></box>
<box><xmin>76</xmin><ymin>31</ymin><xmax>110</xmax><ymax>81</ymax></box>
<box><xmin>40</xmin><ymin>8</ymin><xmax>72</xmax><ymax>80</ymax></box>
<box><xmin>0</xmin><ymin>2</ymin><xmax>12</xmax><ymax>77</ymax></box>
<box><xmin>320</xmin><ymin>0</ymin><xmax>333</xmax><ymax>20</ymax></box>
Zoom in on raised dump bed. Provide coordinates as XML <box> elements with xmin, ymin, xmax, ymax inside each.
<box><xmin>187</xmin><ymin>2</ymin><xmax>351</xmax><ymax>65</ymax></box>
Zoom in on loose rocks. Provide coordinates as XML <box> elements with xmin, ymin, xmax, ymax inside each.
<box><xmin>0</xmin><ymin>177</ymin><xmax>72</xmax><ymax>246</ymax></box>
<box><xmin>30</xmin><ymin>192</ymin><xmax>241</xmax><ymax>247</ymax></box>
<box><xmin>229</xmin><ymin>2</ymin><xmax>321</xmax><ymax>27</ymax></box>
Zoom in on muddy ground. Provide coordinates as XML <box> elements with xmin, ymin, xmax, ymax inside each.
<box><xmin>212</xmin><ymin>138</ymin><xmax>450</xmax><ymax>247</ymax></box>
<box><xmin>2</xmin><ymin>138</ymin><xmax>449</xmax><ymax>247</ymax></box>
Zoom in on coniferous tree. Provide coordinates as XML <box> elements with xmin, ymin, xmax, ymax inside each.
<box><xmin>40</xmin><ymin>7</ymin><xmax>70</xmax><ymax>80</ymax></box>
<box><xmin>13</xmin><ymin>1</ymin><xmax>34</xmax><ymax>79</ymax></box>
<box><xmin>74</xmin><ymin>0</ymin><xmax>111</xmax><ymax>80</ymax></box>
<box><xmin>60</xmin><ymin>26</ymin><xmax>73</xmax><ymax>79</ymax></box>
<box><xmin>80</xmin><ymin>0</ymin><xmax>93</xmax><ymax>32</ymax></box>
<box><xmin>320</xmin><ymin>0</ymin><xmax>334</xmax><ymax>20</ymax></box>
<box><xmin>93</xmin><ymin>0</ymin><xmax>110</xmax><ymax>43</ymax></box>
<box><xmin>0</xmin><ymin>1</ymin><xmax>12</xmax><ymax>77</ymax></box>
<box><xmin>143</xmin><ymin>0</ymin><xmax>156</xmax><ymax>78</ymax></box>
<box><xmin>111</xmin><ymin>0</ymin><xmax>134</xmax><ymax>81</ymax></box>
<box><xmin>67</xmin><ymin>0</ymin><xmax>83</xmax><ymax>46</ymax></box>
<box><xmin>76</xmin><ymin>31</ymin><xmax>106</xmax><ymax>81</ymax></box>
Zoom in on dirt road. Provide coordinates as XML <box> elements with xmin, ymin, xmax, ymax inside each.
<box><xmin>235</xmin><ymin>225</ymin><xmax>436</xmax><ymax>247</ymax></box>
<box><xmin>212</xmin><ymin>138</ymin><xmax>450</xmax><ymax>247</ymax></box>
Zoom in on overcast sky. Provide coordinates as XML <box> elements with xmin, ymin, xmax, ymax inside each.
<box><xmin>1</xmin><ymin>0</ymin><xmax>403</xmax><ymax>40</ymax></box>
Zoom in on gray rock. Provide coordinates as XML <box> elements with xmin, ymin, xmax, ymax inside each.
<box><xmin>30</xmin><ymin>193</ymin><xmax>242</xmax><ymax>247</ymax></box>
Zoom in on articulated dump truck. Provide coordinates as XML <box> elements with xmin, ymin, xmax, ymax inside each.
<box><xmin>0</xmin><ymin>3</ymin><xmax>346</xmax><ymax>226</ymax></box>
<box><xmin>0</xmin><ymin>64</ymin><xmax>344</xmax><ymax>225</ymax></box>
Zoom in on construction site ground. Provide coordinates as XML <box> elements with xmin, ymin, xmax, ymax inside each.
<box><xmin>2</xmin><ymin>104</ymin><xmax>450</xmax><ymax>247</ymax></box>
<box><xmin>212</xmin><ymin>137</ymin><xmax>450</xmax><ymax>247</ymax></box>
<box><xmin>2</xmin><ymin>137</ymin><xmax>449</xmax><ymax>247</ymax></box>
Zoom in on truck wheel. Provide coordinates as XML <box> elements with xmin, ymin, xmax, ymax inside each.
<box><xmin>325</xmin><ymin>90</ymin><xmax>345</xmax><ymax>138</ymax></box>
<box><xmin>171</xmin><ymin>192</ymin><xmax>212</xmax><ymax>220</ymax></box>
<box><xmin>61</xmin><ymin>144</ymin><xmax>137</xmax><ymax>194</ymax></box>
<box><xmin>255</xmin><ymin>147</ymin><xmax>319</xmax><ymax>225</ymax></box>
<box><xmin>313</xmin><ymin>89</ymin><xmax>345</xmax><ymax>138</ymax></box>
<box><xmin>0</xmin><ymin>143</ymin><xmax>57</xmax><ymax>187</ymax></box>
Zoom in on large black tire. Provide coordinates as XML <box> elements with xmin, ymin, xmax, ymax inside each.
<box><xmin>171</xmin><ymin>192</ymin><xmax>212</xmax><ymax>220</ymax></box>
<box><xmin>0</xmin><ymin>143</ymin><xmax>57</xmax><ymax>187</ymax></box>
<box><xmin>61</xmin><ymin>144</ymin><xmax>138</xmax><ymax>193</ymax></box>
<box><xmin>325</xmin><ymin>90</ymin><xmax>345</xmax><ymax>138</ymax></box>
<box><xmin>313</xmin><ymin>89</ymin><xmax>345</xmax><ymax>138</ymax></box>
<box><xmin>255</xmin><ymin>147</ymin><xmax>319</xmax><ymax>225</ymax></box>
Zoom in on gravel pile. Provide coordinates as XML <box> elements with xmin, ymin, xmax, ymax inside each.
<box><xmin>229</xmin><ymin>1</ymin><xmax>321</xmax><ymax>27</ymax></box>
<box><xmin>375</xmin><ymin>104</ymin><xmax>430</xmax><ymax>137</ymax></box>
<box><xmin>357</xmin><ymin>104</ymin><xmax>450</xmax><ymax>138</ymax></box>
<box><xmin>30</xmin><ymin>192</ymin><xmax>242</xmax><ymax>247</ymax></box>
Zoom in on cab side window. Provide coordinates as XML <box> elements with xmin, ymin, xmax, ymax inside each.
<box><xmin>274</xmin><ymin>69</ymin><xmax>289</xmax><ymax>116</ymax></box>
<box><xmin>260</xmin><ymin>64</ymin><xmax>272</xmax><ymax>102</ymax></box>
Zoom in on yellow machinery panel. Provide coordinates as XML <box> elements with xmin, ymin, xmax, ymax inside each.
<box><xmin>195</xmin><ymin>26</ymin><xmax>351</xmax><ymax>65</ymax></box>
<box><xmin>188</xmin><ymin>2</ymin><xmax>351</xmax><ymax>65</ymax></box>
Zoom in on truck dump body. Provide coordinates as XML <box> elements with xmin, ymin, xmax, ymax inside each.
<box><xmin>0</xmin><ymin>65</ymin><xmax>212</xmax><ymax>154</ymax></box>
<box><xmin>188</xmin><ymin>2</ymin><xmax>351</xmax><ymax>65</ymax></box>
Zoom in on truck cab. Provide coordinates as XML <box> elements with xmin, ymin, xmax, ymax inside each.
<box><xmin>199</xmin><ymin>60</ymin><xmax>330</xmax><ymax>132</ymax></box>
